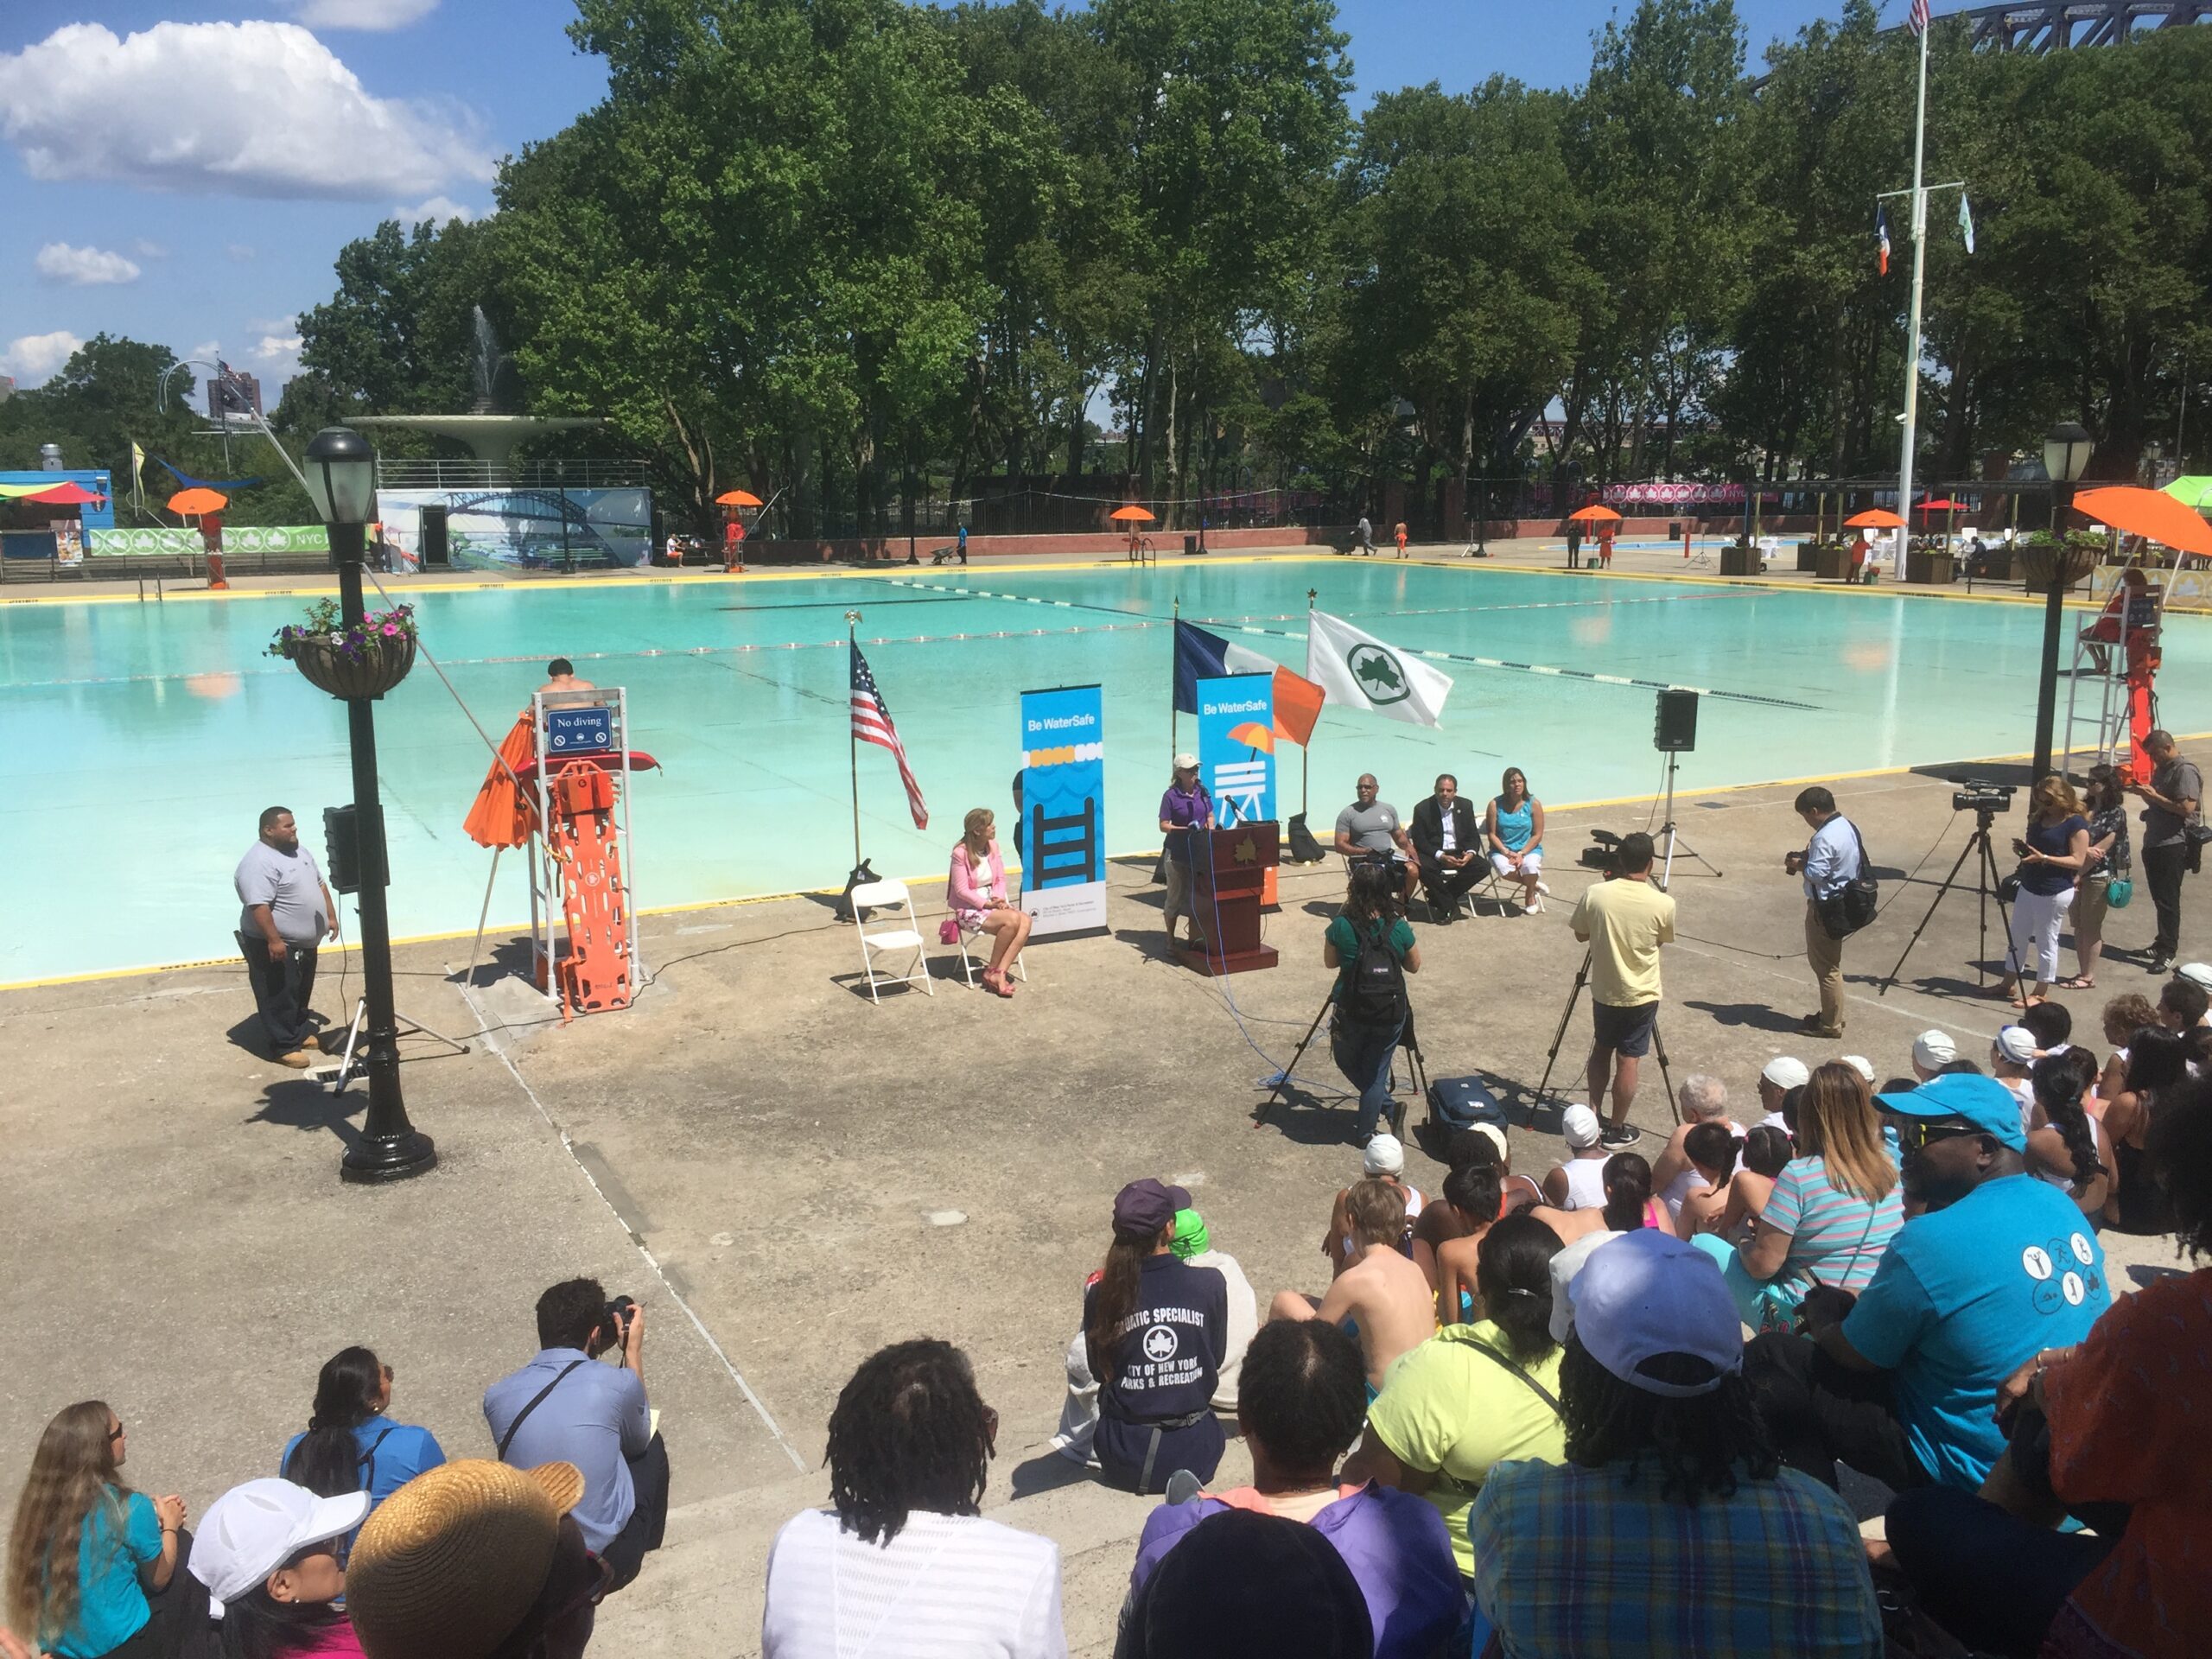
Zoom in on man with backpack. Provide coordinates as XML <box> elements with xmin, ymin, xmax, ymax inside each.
<box><xmin>1568</xmin><ymin>832</ymin><xmax>1675</xmax><ymax>1149</ymax></box>
<box><xmin>1323</xmin><ymin>861</ymin><xmax>1422</xmax><ymax>1145</ymax></box>
<box><xmin>1786</xmin><ymin>786</ymin><xmax>1872</xmax><ymax>1040</ymax></box>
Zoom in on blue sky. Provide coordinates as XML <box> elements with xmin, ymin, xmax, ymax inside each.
<box><xmin>0</xmin><ymin>0</ymin><xmax>1872</xmax><ymax>397</ymax></box>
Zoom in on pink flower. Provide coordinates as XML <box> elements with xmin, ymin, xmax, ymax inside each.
<box><xmin>383</xmin><ymin>623</ymin><xmax>399</xmax><ymax>636</ymax></box>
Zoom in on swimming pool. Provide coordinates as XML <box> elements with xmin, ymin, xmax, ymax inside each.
<box><xmin>4</xmin><ymin>558</ymin><xmax>2201</xmax><ymax>983</ymax></box>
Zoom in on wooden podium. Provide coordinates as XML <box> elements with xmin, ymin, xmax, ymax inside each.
<box><xmin>1179</xmin><ymin>822</ymin><xmax>1280</xmax><ymax>976</ymax></box>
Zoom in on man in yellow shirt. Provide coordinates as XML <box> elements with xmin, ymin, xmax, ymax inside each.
<box><xmin>1568</xmin><ymin>832</ymin><xmax>1676</xmax><ymax>1149</ymax></box>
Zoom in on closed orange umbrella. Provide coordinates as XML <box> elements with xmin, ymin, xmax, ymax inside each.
<box><xmin>2074</xmin><ymin>486</ymin><xmax>2212</xmax><ymax>560</ymax></box>
<box><xmin>715</xmin><ymin>489</ymin><xmax>763</xmax><ymax>507</ymax></box>
<box><xmin>1844</xmin><ymin>509</ymin><xmax>1906</xmax><ymax>530</ymax></box>
<box><xmin>1109</xmin><ymin>505</ymin><xmax>1154</xmax><ymax>523</ymax></box>
<box><xmin>168</xmin><ymin>486</ymin><xmax>228</xmax><ymax>516</ymax></box>
<box><xmin>1566</xmin><ymin>505</ymin><xmax>1623</xmax><ymax>524</ymax></box>
<box><xmin>461</xmin><ymin>713</ymin><xmax>541</xmax><ymax>849</ymax></box>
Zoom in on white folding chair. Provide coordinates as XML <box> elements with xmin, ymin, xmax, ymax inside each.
<box><xmin>851</xmin><ymin>879</ymin><xmax>933</xmax><ymax>1003</ymax></box>
<box><xmin>957</xmin><ymin>917</ymin><xmax>1030</xmax><ymax>989</ymax></box>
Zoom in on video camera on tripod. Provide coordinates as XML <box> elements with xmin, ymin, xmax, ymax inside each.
<box><xmin>1952</xmin><ymin>781</ymin><xmax>2016</xmax><ymax>817</ymax></box>
<box><xmin>1579</xmin><ymin>829</ymin><xmax>1626</xmax><ymax>876</ymax></box>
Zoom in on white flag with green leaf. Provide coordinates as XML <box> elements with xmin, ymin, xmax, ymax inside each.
<box><xmin>1959</xmin><ymin>192</ymin><xmax>1975</xmax><ymax>255</ymax></box>
<box><xmin>1305</xmin><ymin>610</ymin><xmax>1454</xmax><ymax>728</ymax></box>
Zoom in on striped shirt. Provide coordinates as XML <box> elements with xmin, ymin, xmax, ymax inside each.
<box><xmin>761</xmin><ymin>1507</ymin><xmax>1066</xmax><ymax>1659</ymax></box>
<box><xmin>1468</xmin><ymin>1459</ymin><xmax>1883</xmax><ymax>1658</ymax></box>
<box><xmin>1761</xmin><ymin>1154</ymin><xmax>1904</xmax><ymax>1302</ymax></box>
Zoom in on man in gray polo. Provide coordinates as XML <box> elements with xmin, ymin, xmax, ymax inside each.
<box><xmin>234</xmin><ymin>805</ymin><xmax>337</xmax><ymax>1067</ymax></box>
<box><xmin>1334</xmin><ymin>772</ymin><xmax>1419</xmax><ymax>903</ymax></box>
<box><xmin>2128</xmin><ymin>729</ymin><xmax>2202</xmax><ymax>974</ymax></box>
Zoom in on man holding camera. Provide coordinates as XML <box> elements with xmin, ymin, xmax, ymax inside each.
<box><xmin>2129</xmin><ymin>729</ymin><xmax>2201</xmax><ymax>974</ymax></box>
<box><xmin>483</xmin><ymin>1277</ymin><xmax>669</xmax><ymax>1592</ymax></box>
<box><xmin>1568</xmin><ymin>831</ymin><xmax>1675</xmax><ymax>1149</ymax></box>
<box><xmin>1786</xmin><ymin>786</ymin><xmax>1864</xmax><ymax>1039</ymax></box>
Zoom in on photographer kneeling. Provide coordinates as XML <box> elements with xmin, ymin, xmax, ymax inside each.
<box><xmin>483</xmin><ymin>1277</ymin><xmax>669</xmax><ymax>1593</ymax></box>
<box><xmin>1569</xmin><ymin>832</ymin><xmax>1675</xmax><ymax>1149</ymax></box>
<box><xmin>1324</xmin><ymin>861</ymin><xmax>1421</xmax><ymax>1147</ymax></box>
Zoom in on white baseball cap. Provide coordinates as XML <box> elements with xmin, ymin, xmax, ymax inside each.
<box><xmin>2178</xmin><ymin>963</ymin><xmax>2212</xmax><ymax>995</ymax></box>
<box><xmin>1173</xmin><ymin>753</ymin><xmax>1198</xmax><ymax>772</ymax></box>
<box><xmin>1562</xmin><ymin>1103</ymin><xmax>1601</xmax><ymax>1149</ymax></box>
<box><xmin>1760</xmin><ymin>1057</ymin><xmax>1809</xmax><ymax>1091</ymax></box>
<box><xmin>190</xmin><ymin>1479</ymin><xmax>370</xmax><ymax>1618</ymax></box>
<box><xmin>1995</xmin><ymin>1026</ymin><xmax>2038</xmax><ymax>1065</ymax></box>
<box><xmin>1841</xmin><ymin>1055</ymin><xmax>1877</xmax><ymax>1084</ymax></box>
<box><xmin>1362</xmin><ymin>1133</ymin><xmax>1406</xmax><ymax>1177</ymax></box>
<box><xmin>1568</xmin><ymin>1230</ymin><xmax>1745</xmax><ymax>1397</ymax></box>
<box><xmin>1911</xmin><ymin>1029</ymin><xmax>1958</xmax><ymax>1071</ymax></box>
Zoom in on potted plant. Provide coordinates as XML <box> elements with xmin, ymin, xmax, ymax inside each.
<box><xmin>268</xmin><ymin>598</ymin><xmax>419</xmax><ymax>699</ymax></box>
<box><xmin>2018</xmin><ymin>531</ymin><xmax>2102</xmax><ymax>596</ymax></box>
<box><xmin>1815</xmin><ymin>539</ymin><xmax>1853</xmax><ymax>582</ymax></box>
<box><xmin>1906</xmin><ymin>534</ymin><xmax>1954</xmax><ymax>585</ymax></box>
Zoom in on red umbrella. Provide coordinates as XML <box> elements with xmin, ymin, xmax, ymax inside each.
<box><xmin>25</xmin><ymin>480</ymin><xmax>108</xmax><ymax>506</ymax></box>
<box><xmin>1916</xmin><ymin>499</ymin><xmax>1964</xmax><ymax>513</ymax></box>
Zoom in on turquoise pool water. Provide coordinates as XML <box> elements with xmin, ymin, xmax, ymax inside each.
<box><xmin>4</xmin><ymin>559</ymin><xmax>2202</xmax><ymax>983</ymax></box>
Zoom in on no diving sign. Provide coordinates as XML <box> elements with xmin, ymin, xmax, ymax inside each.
<box><xmin>546</xmin><ymin>707</ymin><xmax>613</xmax><ymax>753</ymax></box>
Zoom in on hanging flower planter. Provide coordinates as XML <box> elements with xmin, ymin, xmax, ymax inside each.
<box><xmin>268</xmin><ymin>599</ymin><xmax>419</xmax><ymax>700</ymax></box>
<box><xmin>2019</xmin><ymin>534</ymin><xmax>2102</xmax><ymax>596</ymax></box>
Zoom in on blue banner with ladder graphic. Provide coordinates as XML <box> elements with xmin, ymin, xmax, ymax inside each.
<box><xmin>1018</xmin><ymin>683</ymin><xmax>1106</xmax><ymax>938</ymax></box>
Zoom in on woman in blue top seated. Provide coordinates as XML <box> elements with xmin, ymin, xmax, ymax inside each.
<box><xmin>5</xmin><ymin>1401</ymin><xmax>192</xmax><ymax>1659</ymax></box>
<box><xmin>279</xmin><ymin>1347</ymin><xmax>444</xmax><ymax>1515</ymax></box>
<box><xmin>1483</xmin><ymin>767</ymin><xmax>1548</xmax><ymax>915</ymax></box>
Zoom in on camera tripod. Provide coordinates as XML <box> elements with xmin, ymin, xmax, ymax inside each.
<box><xmin>1533</xmin><ymin>946</ymin><xmax>1678</xmax><ymax>1124</ymax></box>
<box><xmin>320</xmin><ymin>995</ymin><xmax>471</xmax><ymax>1097</ymax></box>
<box><xmin>1254</xmin><ymin>994</ymin><xmax>1430</xmax><ymax>1138</ymax></box>
<box><xmin>1880</xmin><ymin>804</ymin><xmax>2017</xmax><ymax>995</ymax></box>
<box><xmin>1656</xmin><ymin>751</ymin><xmax>1722</xmax><ymax>890</ymax></box>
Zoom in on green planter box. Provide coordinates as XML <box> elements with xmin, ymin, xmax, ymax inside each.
<box><xmin>1796</xmin><ymin>541</ymin><xmax>1820</xmax><ymax>573</ymax></box>
<box><xmin>1906</xmin><ymin>550</ymin><xmax>1954</xmax><ymax>585</ymax></box>
<box><xmin>1719</xmin><ymin>543</ymin><xmax>1758</xmax><ymax>576</ymax></box>
<box><xmin>1815</xmin><ymin>545</ymin><xmax>1852</xmax><ymax>582</ymax></box>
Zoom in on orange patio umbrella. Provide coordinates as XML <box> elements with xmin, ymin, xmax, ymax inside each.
<box><xmin>462</xmin><ymin>715</ymin><xmax>541</xmax><ymax>849</ymax></box>
<box><xmin>2074</xmin><ymin>486</ymin><xmax>2212</xmax><ymax>560</ymax></box>
<box><xmin>1566</xmin><ymin>505</ymin><xmax>1622</xmax><ymax>524</ymax></box>
<box><xmin>715</xmin><ymin>489</ymin><xmax>763</xmax><ymax>507</ymax></box>
<box><xmin>1844</xmin><ymin>509</ymin><xmax>1906</xmax><ymax>530</ymax></box>
<box><xmin>168</xmin><ymin>486</ymin><xmax>228</xmax><ymax>516</ymax></box>
<box><xmin>1109</xmin><ymin>505</ymin><xmax>1155</xmax><ymax>523</ymax></box>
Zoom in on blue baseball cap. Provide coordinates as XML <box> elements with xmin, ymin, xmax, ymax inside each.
<box><xmin>1872</xmin><ymin>1072</ymin><xmax>2025</xmax><ymax>1152</ymax></box>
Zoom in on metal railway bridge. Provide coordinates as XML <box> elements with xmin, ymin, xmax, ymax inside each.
<box><xmin>1917</xmin><ymin>2</ymin><xmax>2212</xmax><ymax>48</ymax></box>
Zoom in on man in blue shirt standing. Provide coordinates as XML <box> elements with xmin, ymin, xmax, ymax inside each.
<box><xmin>1745</xmin><ymin>1072</ymin><xmax>2111</xmax><ymax>1493</ymax></box>
<box><xmin>483</xmin><ymin>1278</ymin><xmax>669</xmax><ymax>1592</ymax></box>
<box><xmin>1785</xmin><ymin>786</ymin><xmax>1863</xmax><ymax>1040</ymax></box>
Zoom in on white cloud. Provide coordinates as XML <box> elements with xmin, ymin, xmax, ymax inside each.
<box><xmin>0</xmin><ymin>22</ymin><xmax>493</xmax><ymax>200</ymax></box>
<box><xmin>252</xmin><ymin>334</ymin><xmax>305</xmax><ymax>366</ymax></box>
<box><xmin>132</xmin><ymin>238</ymin><xmax>168</xmax><ymax>258</ymax></box>
<box><xmin>397</xmin><ymin>194</ymin><xmax>477</xmax><ymax>226</ymax></box>
<box><xmin>188</xmin><ymin>340</ymin><xmax>222</xmax><ymax>365</ymax></box>
<box><xmin>226</xmin><ymin>245</ymin><xmax>257</xmax><ymax>263</ymax></box>
<box><xmin>35</xmin><ymin>241</ymin><xmax>142</xmax><ymax>286</ymax></box>
<box><xmin>2</xmin><ymin>331</ymin><xmax>85</xmax><ymax>385</ymax></box>
<box><xmin>293</xmin><ymin>0</ymin><xmax>441</xmax><ymax>29</ymax></box>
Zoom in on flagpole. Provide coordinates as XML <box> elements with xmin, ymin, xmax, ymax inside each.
<box><xmin>845</xmin><ymin>610</ymin><xmax>862</xmax><ymax>872</ymax></box>
<box><xmin>1304</xmin><ymin>588</ymin><xmax>1317</xmax><ymax>817</ymax></box>
<box><xmin>1171</xmin><ymin>596</ymin><xmax>1181</xmax><ymax>763</ymax></box>
<box><xmin>1895</xmin><ymin>10</ymin><xmax>1932</xmax><ymax>578</ymax></box>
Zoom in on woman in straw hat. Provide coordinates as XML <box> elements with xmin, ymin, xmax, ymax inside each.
<box><xmin>344</xmin><ymin>1461</ymin><xmax>601</xmax><ymax>1659</ymax></box>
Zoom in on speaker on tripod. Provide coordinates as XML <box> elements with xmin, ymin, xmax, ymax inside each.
<box><xmin>1655</xmin><ymin>688</ymin><xmax>1699</xmax><ymax>753</ymax></box>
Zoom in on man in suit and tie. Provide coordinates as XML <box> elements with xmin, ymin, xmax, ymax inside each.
<box><xmin>1409</xmin><ymin>773</ymin><xmax>1483</xmax><ymax>923</ymax></box>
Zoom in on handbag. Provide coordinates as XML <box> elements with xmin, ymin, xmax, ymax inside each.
<box><xmin>937</xmin><ymin>916</ymin><xmax>962</xmax><ymax>945</ymax></box>
<box><xmin>2107</xmin><ymin>876</ymin><xmax>2134</xmax><ymax>909</ymax></box>
<box><xmin>1815</xmin><ymin>819</ymin><xmax>1880</xmax><ymax>939</ymax></box>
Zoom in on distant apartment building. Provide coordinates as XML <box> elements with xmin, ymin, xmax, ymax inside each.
<box><xmin>207</xmin><ymin>371</ymin><xmax>263</xmax><ymax>421</ymax></box>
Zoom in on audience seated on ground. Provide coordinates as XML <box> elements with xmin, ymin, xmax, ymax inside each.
<box><xmin>1649</xmin><ymin>1073</ymin><xmax>1737</xmax><ymax>1214</ymax></box>
<box><xmin>4</xmin><ymin>1402</ymin><xmax>197</xmax><ymax>1659</ymax></box>
<box><xmin>1466</xmin><ymin>1229</ymin><xmax>1883</xmax><ymax>1658</ymax></box>
<box><xmin>1885</xmin><ymin>1074</ymin><xmax>2212</xmax><ymax>1659</ymax></box>
<box><xmin>1359</xmin><ymin>1214</ymin><xmax>1568</xmax><ymax>1588</ymax></box>
<box><xmin>2158</xmin><ymin>974</ymin><xmax>2209</xmax><ymax>1033</ymax></box>
<box><xmin>1118</xmin><ymin>1509</ymin><xmax>1370</xmax><ymax>1659</ymax></box>
<box><xmin>1691</xmin><ymin>1059</ymin><xmax>1904</xmax><ymax>1334</ymax></box>
<box><xmin>1428</xmin><ymin>1162</ymin><xmax>1506</xmax><ymax>1325</ymax></box>
<box><xmin>2018</xmin><ymin>998</ymin><xmax>2074</xmax><ymax>1055</ymax></box>
<box><xmin>1746</xmin><ymin>1071</ymin><xmax>2113</xmax><ymax>1495</ymax></box>
<box><xmin>2025</xmin><ymin>1048</ymin><xmax>2111</xmax><ymax>1217</ymax></box>
<box><xmin>1910</xmin><ymin>1028</ymin><xmax>1957</xmax><ymax>1081</ymax></box>
<box><xmin>1084</xmin><ymin>1180</ymin><xmax>1229</xmax><ymax>1494</ymax></box>
<box><xmin>1128</xmin><ymin>1322</ymin><xmax>1460</xmax><ymax>1659</ymax></box>
<box><xmin>1669</xmin><ymin>1121</ymin><xmax>1745</xmax><ymax>1240</ymax></box>
<box><xmin>188</xmin><ymin>1478</ymin><xmax>367</xmax><ymax>1659</ymax></box>
<box><xmin>347</xmin><ymin>1459</ymin><xmax>606</xmax><ymax>1659</ymax></box>
<box><xmin>2094</xmin><ymin>993</ymin><xmax>2158</xmax><ymax>1107</ymax></box>
<box><xmin>761</xmin><ymin>1340</ymin><xmax>1065</xmax><ymax>1659</ymax></box>
<box><xmin>1323</xmin><ymin>1135</ymin><xmax>1422</xmax><ymax>1265</ymax></box>
<box><xmin>1756</xmin><ymin>1056</ymin><xmax>1809</xmax><ymax>1128</ymax></box>
<box><xmin>1409</xmin><ymin>1128</ymin><xmax>1497</xmax><ymax>1284</ymax></box>
<box><xmin>1271</xmin><ymin>1179</ymin><xmax>1435</xmax><ymax>1398</ymax></box>
<box><xmin>1531</xmin><ymin>1151</ymin><xmax>1663</xmax><ymax>1251</ymax></box>
<box><xmin>2103</xmin><ymin>1026</ymin><xmax>2188</xmax><ymax>1235</ymax></box>
<box><xmin>1993</xmin><ymin>1025</ymin><xmax>2039</xmax><ymax>1123</ymax></box>
<box><xmin>1541</xmin><ymin>1104</ymin><xmax>1608</xmax><ymax>1210</ymax></box>
<box><xmin>279</xmin><ymin>1347</ymin><xmax>443</xmax><ymax>1516</ymax></box>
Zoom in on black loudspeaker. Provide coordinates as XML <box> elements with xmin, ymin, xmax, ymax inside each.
<box><xmin>419</xmin><ymin>505</ymin><xmax>450</xmax><ymax>568</ymax></box>
<box><xmin>324</xmin><ymin>804</ymin><xmax>387</xmax><ymax>895</ymax></box>
<box><xmin>1654</xmin><ymin>688</ymin><xmax>1699</xmax><ymax>753</ymax></box>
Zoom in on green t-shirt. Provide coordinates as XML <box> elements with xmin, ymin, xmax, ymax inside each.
<box><xmin>1364</xmin><ymin>1322</ymin><xmax>1568</xmax><ymax>1580</ymax></box>
<box><xmin>1325</xmin><ymin>912</ymin><xmax>1415</xmax><ymax>1001</ymax></box>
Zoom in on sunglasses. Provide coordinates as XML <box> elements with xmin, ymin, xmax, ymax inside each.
<box><xmin>1894</xmin><ymin>1119</ymin><xmax>1986</xmax><ymax>1155</ymax></box>
<box><xmin>109</xmin><ymin>1422</ymin><xmax>125</xmax><ymax>1443</ymax></box>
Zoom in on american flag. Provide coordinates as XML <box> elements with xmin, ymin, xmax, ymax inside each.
<box><xmin>1907</xmin><ymin>0</ymin><xmax>1931</xmax><ymax>34</ymax></box>
<box><xmin>850</xmin><ymin>642</ymin><xmax>929</xmax><ymax>830</ymax></box>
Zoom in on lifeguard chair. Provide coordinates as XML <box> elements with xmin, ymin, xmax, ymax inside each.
<box><xmin>524</xmin><ymin>686</ymin><xmax>655</xmax><ymax>1017</ymax></box>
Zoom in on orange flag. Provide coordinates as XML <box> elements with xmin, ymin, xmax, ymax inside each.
<box><xmin>1272</xmin><ymin>664</ymin><xmax>1325</xmax><ymax>747</ymax></box>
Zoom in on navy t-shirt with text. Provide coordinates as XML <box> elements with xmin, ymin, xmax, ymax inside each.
<box><xmin>1085</xmin><ymin>1254</ymin><xmax>1227</xmax><ymax>1455</ymax></box>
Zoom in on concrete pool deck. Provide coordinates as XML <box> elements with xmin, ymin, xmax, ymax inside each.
<box><xmin>2</xmin><ymin>763</ymin><xmax>2196</xmax><ymax>1656</ymax></box>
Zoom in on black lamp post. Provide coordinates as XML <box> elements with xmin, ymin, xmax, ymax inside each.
<box><xmin>2030</xmin><ymin>420</ymin><xmax>2094</xmax><ymax>781</ymax></box>
<box><xmin>304</xmin><ymin>426</ymin><xmax>436</xmax><ymax>1185</ymax></box>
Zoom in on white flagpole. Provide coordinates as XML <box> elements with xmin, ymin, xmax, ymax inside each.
<box><xmin>1895</xmin><ymin>14</ymin><xmax>1932</xmax><ymax>577</ymax></box>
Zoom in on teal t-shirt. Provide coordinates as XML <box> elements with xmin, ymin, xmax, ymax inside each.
<box><xmin>1325</xmin><ymin>913</ymin><xmax>1414</xmax><ymax>1001</ymax></box>
<box><xmin>49</xmin><ymin>1488</ymin><xmax>158</xmax><ymax>1658</ymax></box>
<box><xmin>1841</xmin><ymin>1173</ymin><xmax>2111</xmax><ymax>1489</ymax></box>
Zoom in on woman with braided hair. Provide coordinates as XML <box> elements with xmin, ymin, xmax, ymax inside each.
<box><xmin>278</xmin><ymin>1348</ymin><xmax>442</xmax><ymax>1516</ymax></box>
<box><xmin>2026</xmin><ymin>1050</ymin><xmax>2112</xmax><ymax>1217</ymax></box>
<box><xmin>761</xmin><ymin>1339</ymin><xmax>1066</xmax><ymax>1657</ymax></box>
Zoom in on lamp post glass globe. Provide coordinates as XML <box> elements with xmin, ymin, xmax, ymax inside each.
<box><xmin>304</xmin><ymin>426</ymin><xmax>378</xmax><ymax>526</ymax></box>
<box><xmin>2043</xmin><ymin>421</ymin><xmax>2093</xmax><ymax>487</ymax></box>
